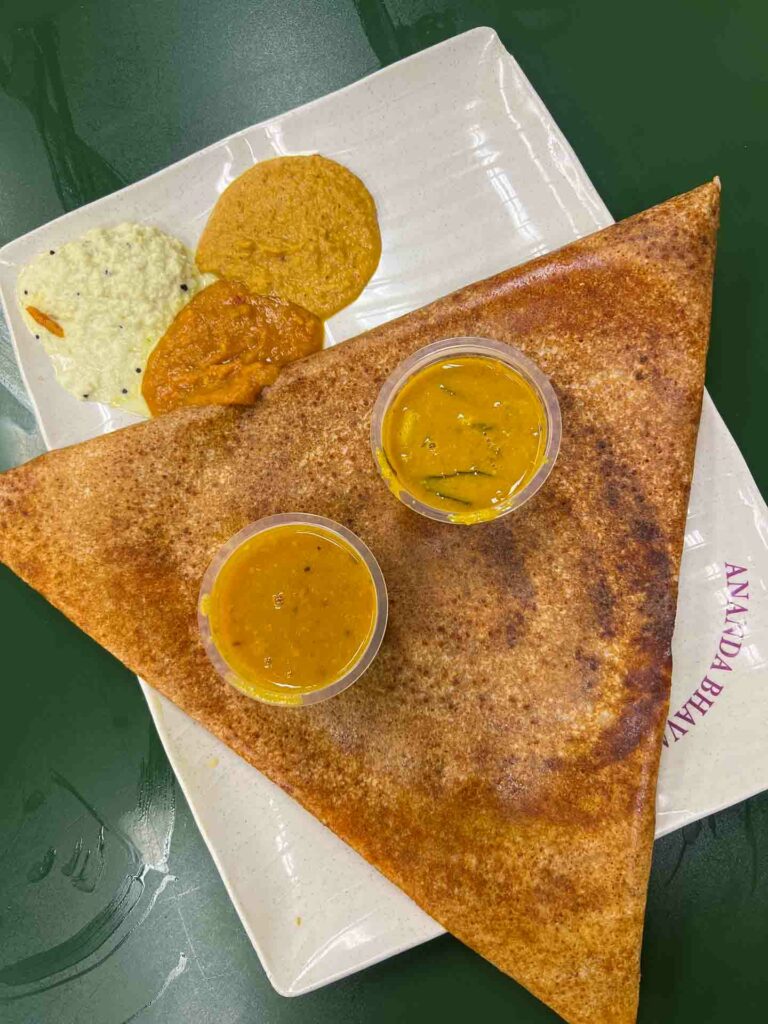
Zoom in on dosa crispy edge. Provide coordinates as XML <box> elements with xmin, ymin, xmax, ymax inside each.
<box><xmin>0</xmin><ymin>182</ymin><xmax>719</xmax><ymax>1024</ymax></box>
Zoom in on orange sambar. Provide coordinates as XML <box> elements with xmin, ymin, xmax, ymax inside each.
<box><xmin>142</xmin><ymin>279</ymin><xmax>323</xmax><ymax>415</ymax></box>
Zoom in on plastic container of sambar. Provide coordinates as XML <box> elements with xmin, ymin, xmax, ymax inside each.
<box><xmin>370</xmin><ymin>336</ymin><xmax>562</xmax><ymax>524</ymax></box>
<box><xmin>198</xmin><ymin>513</ymin><xmax>388</xmax><ymax>706</ymax></box>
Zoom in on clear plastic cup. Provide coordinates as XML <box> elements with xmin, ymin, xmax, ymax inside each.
<box><xmin>198</xmin><ymin>513</ymin><xmax>388</xmax><ymax>706</ymax></box>
<box><xmin>370</xmin><ymin>336</ymin><xmax>561</xmax><ymax>524</ymax></box>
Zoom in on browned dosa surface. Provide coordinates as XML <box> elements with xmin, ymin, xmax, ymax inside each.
<box><xmin>0</xmin><ymin>182</ymin><xmax>719</xmax><ymax>1024</ymax></box>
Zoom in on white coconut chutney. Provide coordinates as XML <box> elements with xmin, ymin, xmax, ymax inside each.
<box><xmin>17</xmin><ymin>223</ymin><xmax>210</xmax><ymax>415</ymax></box>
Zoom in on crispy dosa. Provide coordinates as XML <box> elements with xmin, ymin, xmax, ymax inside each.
<box><xmin>0</xmin><ymin>181</ymin><xmax>719</xmax><ymax>1024</ymax></box>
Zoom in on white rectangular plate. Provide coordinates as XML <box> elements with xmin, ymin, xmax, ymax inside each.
<box><xmin>2</xmin><ymin>26</ymin><xmax>767</xmax><ymax>998</ymax></box>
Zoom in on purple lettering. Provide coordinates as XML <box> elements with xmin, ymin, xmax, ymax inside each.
<box><xmin>665</xmin><ymin>561</ymin><xmax>748</xmax><ymax>748</ymax></box>
<box><xmin>719</xmin><ymin>635</ymin><xmax>743</xmax><ymax>658</ymax></box>
<box><xmin>701</xmin><ymin>676</ymin><xmax>724</xmax><ymax>696</ymax></box>
<box><xmin>725</xmin><ymin>563</ymin><xmax>748</xmax><ymax>579</ymax></box>
<box><xmin>668</xmin><ymin>719</ymin><xmax>689</xmax><ymax>741</ymax></box>
<box><xmin>675</xmin><ymin>705</ymin><xmax>696</xmax><ymax>727</ymax></box>
<box><xmin>687</xmin><ymin>689</ymin><xmax>714</xmax><ymax>716</ymax></box>
<box><xmin>725</xmin><ymin>602</ymin><xmax>748</xmax><ymax>621</ymax></box>
<box><xmin>710</xmin><ymin>654</ymin><xmax>732</xmax><ymax>672</ymax></box>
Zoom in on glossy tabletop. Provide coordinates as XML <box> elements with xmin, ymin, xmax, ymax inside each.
<box><xmin>1</xmin><ymin>2</ymin><xmax>767</xmax><ymax>1022</ymax></box>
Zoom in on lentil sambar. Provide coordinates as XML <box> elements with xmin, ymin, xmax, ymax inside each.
<box><xmin>381</xmin><ymin>355</ymin><xmax>547</xmax><ymax>522</ymax></box>
<box><xmin>207</xmin><ymin>523</ymin><xmax>378</xmax><ymax>702</ymax></box>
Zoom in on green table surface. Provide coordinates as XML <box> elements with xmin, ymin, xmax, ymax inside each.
<box><xmin>1</xmin><ymin>1</ymin><xmax>766</xmax><ymax>1021</ymax></box>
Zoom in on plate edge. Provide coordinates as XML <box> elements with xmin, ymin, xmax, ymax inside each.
<box><xmin>0</xmin><ymin>26</ymin><xmax>499</xmax><ymax>260</ymax></box>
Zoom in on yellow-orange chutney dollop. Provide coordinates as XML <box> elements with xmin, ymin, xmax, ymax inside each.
<box><xmin>195</xmin><ymin>154</ymin><xmax>381</xmax><ymax>319</ymax></box>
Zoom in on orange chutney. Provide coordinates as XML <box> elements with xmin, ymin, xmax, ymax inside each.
<box><xmin>142</xmin><ymin>279</ymin><xmax>323</xmax><ymax>415</ymax></box>
<box><xmin>207</xmin><ymin>524</ymin><xmax>378</xmax><ymax>702</ymax></box>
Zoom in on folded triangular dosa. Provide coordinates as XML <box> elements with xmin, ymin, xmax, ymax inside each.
<box><xmin>0</xmin><ymin>181</ymin><xmax>720</xmax><ymax>1024</ymax></box>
